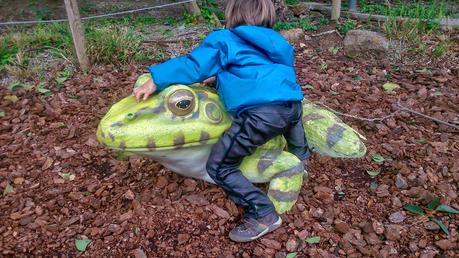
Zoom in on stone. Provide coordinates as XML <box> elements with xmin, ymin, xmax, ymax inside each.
<box><xmin>260</xmin><ymin>238</ymin><xmax>282</xmax><ymax>250</ymax></box>
<box><xmin>424</xmin><ymin>221</ymin><xmax>440</xmax><ymax>231</ymax></box>
<box><xmin>384</xmin><ymin>224</ymin><xmax>403</xmax><ymax>241</ymax></box>
<box><xmin>311</xmin><ymin>207</ymin><xmax>324</xmax><ymax>218</ymax></box>
<box><xmin>376</xmin><ymin>184</ymin><xmax>390</xmax><ymax>197</ymax></box>
<box><xmin>364</xmin><ymin>233</ymin><xmax>382</xmax><ymax>245</ymax></box>
<box><xmin>155</xmin><ymin>176</ymin><xmax>168</xmax><ymax>189</ymax></box>
<box><xmin>388</xmin><ymin>212</ymin><xmax>405</xmax><ymax>223</ymax></box>
<box><xmin>391</xmin><ymin>197</ymin><xmax>402</xmax><ymax>208</ymax></box>
<box><xmin>285</xmin><ymin>238</ymin><xmax>298</xmax><ymax>252</ymax></box>
<box><xmin>108</xmin><ymin>224</ymin><xmax>121</xmax><ymax>233</ymax></box>
<box><xmin>435</xmin><ymin>239</ymin><xmax>456</xmax><ymax>250</ymax></box>
<box><xmin>177</xmin><ymin>233</ymin><xmax>190</xmax><ymax>244</ymax></box>
<box><xmin>334</xmin><ymin>220</ymin><xmax>350</xmax><ymax>234</ymax></box>
<box><xmin>124</xmin><ymin>190</ymin><xmax>135</xmax><ymax>200</ymax></box>
<box><xmin>133</xmin><ymin>248</ymin><xmax>148</xmax><ymax>258</ymax></box>
<box><xmin>372</xmin><ymin>221</ymin><xmax>384</xmax><ymax>235</ymax></box>
<box><xmin>289</xmin><ymin>3</ymin><xmax>308</xmax><ymax>16</ymax></box>
<box><xmin>395</xmin><ymin>174</ymin><xmax>408</xmax><ymax>189</ymax></box>
<box><xmin>343</xmin><ymin>30</ymin><xmax>389</xmax><ymax>56</ymax></box>
<box><xmin>211</xmin><ymin>205</ymin><xmax>230</xmax><ymax>219</ymax></box>
<box><xmin>280</xmin><ymin>28</ymin><xmax>305</xmax><ymax>43</ymax></box>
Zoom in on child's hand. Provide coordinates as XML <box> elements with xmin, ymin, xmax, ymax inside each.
<box><xmin>133</xmin><ymin>79</ymin><xmax>157</xmax><ymax>101</ymax></box>
<box><xmin>203</xmin><ymin>76</ymin><xmax>216</xmax><ymax>86</ymax></box>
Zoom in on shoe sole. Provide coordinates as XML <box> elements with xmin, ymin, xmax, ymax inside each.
<box><xmin>229</xmin><ymin>217</ymin><xmax>282</xmax><ymax>243</ymax></box>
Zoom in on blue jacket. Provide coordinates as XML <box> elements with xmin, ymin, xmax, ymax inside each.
<box><xmin>148</xmin><ymin>25</ymin><xmax>303</xmax><ymax>115</ymax></box>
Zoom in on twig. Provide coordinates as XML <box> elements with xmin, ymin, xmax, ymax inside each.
<box><xmin>313</xmin><ymin>101</ymin><xmax>401</xmax><ymax>122</ymax></box>
<box><xmin>311</xmin><ymin>29</ymin><xmax>343</xmax><ymax>38</ymax></box>
<box><xmin>396</xmin><ymin>101</ymin><xmax>459</xmax><ymax>130</ymax></box>
<box><xmin>313</xmin><ymin>100</ymin><xmax>459</xmax><ymax>130</ymax></box>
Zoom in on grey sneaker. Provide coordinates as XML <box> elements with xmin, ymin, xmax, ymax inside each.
<box><xmin>229</xmin><ymin>213</ymin><xmax>282</xmax><ymax>242</ymax></box>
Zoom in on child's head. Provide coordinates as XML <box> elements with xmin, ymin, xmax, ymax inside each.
<box><xmin>225</xmin><ymin>0</ymin><xmax>276</xmax><ymax>29</ymax></box>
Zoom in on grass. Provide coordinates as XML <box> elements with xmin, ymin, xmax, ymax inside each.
<box><xmin>274</xmin><ymin>19</ymin><xmax>318</xmax><ymax>31</ymax></box>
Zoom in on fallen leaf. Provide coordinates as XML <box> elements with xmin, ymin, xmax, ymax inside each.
<box><xmin>382</xmin><ymin>82</ymin><xmax>400</xmax><ymax>92</ymax></box>
<box><xmin>3</xmin><ymin>182</ymin><xmax>14</xmax><ymax>196</ymax></box>
<box><xmin>42</xmin><ymin>158</ymin><xmax>54</xmax><ymax>170</ymax></box>
<box><xmin>0</xmin><ymin>111</ymin><xmax>5</xmax><ymax>117</ymax></box>
<box><xmin>305</xmin><ymin>236</ymin><xmax>320</xmax><ymax>244</ymax></box>
<box><xmin>404</xmin><ymin>204</ymin><xmax>425</xmax><ymax>215</ymax></box>
<box><xmin>75</xmin><ymin>239</ymin><xmax>92</xmax><ymax>252</ymax></box>
<box><xmin>286</xmin><ymin>252</ymin><xmax>297</xmax><ymax>258</ymax></box>
<box><xmin>372</xmin><ymin>153</ymin><xmax>385</xmax><ymax>163</ymax></box>
<box><xmin>3</xmin><ymin>95</ymin><xmax>19</xmax><ymax>103</ymax></box>
<box><xmin>367</xmin><ymin>170</ymin><xmax>381</xmax><ymax>177</ymax></box>
<box><xmin>370</xmin><ymin>181</ymin><xmax>379</xmax><ymax>190</ymax></box>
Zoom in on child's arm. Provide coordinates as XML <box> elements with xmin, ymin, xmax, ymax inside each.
<box><xmin>134</xmin><ymin>32</ymin><xmax>227</xmax><ymax>101</ymax></box>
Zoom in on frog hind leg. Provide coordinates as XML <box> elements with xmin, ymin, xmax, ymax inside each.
<box><xmin>240</xmin><ymin>149</ymin><xmax>306</xmax><ymax>214</ymax></box>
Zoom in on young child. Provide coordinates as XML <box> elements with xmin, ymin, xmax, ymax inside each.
<box><xmin>134</xmin><ymin>0</ymin><xmax>311</xmax><ymax>242</ymax></box>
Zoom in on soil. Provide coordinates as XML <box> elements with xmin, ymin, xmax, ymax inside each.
<box><xmin>1</xmin><ymin>26</ymin><xmax>459</xmax><ymax>257</ymax></box>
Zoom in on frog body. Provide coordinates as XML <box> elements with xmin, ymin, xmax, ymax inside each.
<box><xmin>97</xmin><ymin>75</ymin><xmax>366</xmax><ymax>213</ymax></box>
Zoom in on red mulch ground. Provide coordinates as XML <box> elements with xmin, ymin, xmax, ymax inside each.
<box><xmin>1</xmin><ymin>33</ymin><xmax>458</xmax><ymax>258</ymax></box>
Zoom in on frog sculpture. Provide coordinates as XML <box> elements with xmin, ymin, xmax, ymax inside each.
<box><xmin>96</xmin><ymin>74</ymin><xmax>366</xmax><ymax>213</ymax></box>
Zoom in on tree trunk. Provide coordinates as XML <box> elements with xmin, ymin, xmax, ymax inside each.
<box><xmin>272</xmin><ymin>0</ymin><xmax>293</xmax><ymax>22</ymax></box>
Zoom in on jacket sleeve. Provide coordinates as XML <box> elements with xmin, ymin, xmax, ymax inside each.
<box><xmin>148</xmin><ymin>31</ymin><xmax>228</xmax><ymax>91</ymax></box>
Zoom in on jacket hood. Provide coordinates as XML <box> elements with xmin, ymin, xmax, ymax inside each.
<box><xmin>231</xmin><ymin>26</ymin><xmax>294</xmax><ymax>66</ymax></box>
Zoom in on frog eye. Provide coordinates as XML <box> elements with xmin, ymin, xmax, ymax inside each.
<box><xmin>167</xmin><ymin>89</ymin><xmax>196</xmax><ymax>116</ymax></box>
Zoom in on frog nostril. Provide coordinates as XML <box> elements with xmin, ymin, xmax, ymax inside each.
<box><xmin>127</xmin><ymin>113</ymin><xmax>136</xmax><ymax>120</ymax></box>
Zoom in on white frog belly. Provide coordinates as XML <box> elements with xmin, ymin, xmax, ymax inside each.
<box><xmin>138</xmin><ymin>145</ymin><xmax>216</xmax><ymax>183</ymax></box>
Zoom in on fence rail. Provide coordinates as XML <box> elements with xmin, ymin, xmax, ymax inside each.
<box><xmin>0</xmin><ymin>0</ymin><xmax>195</xmax><ymax>26</ymax></box>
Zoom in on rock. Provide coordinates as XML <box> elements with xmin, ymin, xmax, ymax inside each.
<box><xmin>420</xmin><ymin>250</ymin><xmax>438</xmax><ymax>258</ymax></box>
<box><xmin>124</xmin><ymin>189</ymin><xmax>135</xmax><ymax>200</ymax></box>
<box><xmin>311</xmin><ymin>207</ymin><xmax>324</xmax><ymax>218</ymax></box>
<box><xmin>391</xmin><ymin>197</ymin><xmax>402</xmax><ymax>208</ymax></box>
<box><xmin>424</xmin><ymin>221</ymin><xmax>440</xmax><ymax>231</ymax></box>
<box><xmin>372</xmin><ymin>221</ymin><xmax>384</xmax><ymax>235</ymax></box>
<box><xmin>408</xmin><ymin>241</ymin><xmax>418</xmax><ymax>252</ymax></box>
<box><xmin>260</xmin><ymin>238</ymin><xmax>282</xmax><ymax>250</ymax></box>
<box><xmin>185</xmin><ymin>194</ymin><xmax>209</xmax><ymax>206</ymax></box>
<box><xmin>108</xmin><ymin>224</ymin><xmax>121</xmax><ymax>233</ymax></box>
<box><xmin>395</xmin><ymin>174</ymin><xmax>408</xmax><ymax>189</ymax></box>
<box><xmin>342</xmin><ymin>229</ymin><xmax>366</xmax><ymax>247</ymax></box>
<box><xmin>280</xmin><ymin>28</ymin><xmax>305</xmax><ymax>43</ymax></box>
<box><xmin>334</xmin><ymin>220</ymin><xmax>350</xmax><ymax>234</ymax></box>
<box><xmin>285</xmin><ymin>238</ymin><xmax>298</xmax><ymax>252</ymax></box>
<box><xmin>177</xmin><ymin>233</ymin><xmax>190</xmax><ymax>244</ymax></box>
<box><xmin>119</xmin><ymin>210</ymin><xmax>133</xmax><ymax>222</ymax></box>
<box><xmin>155</xmin><ymin>176</ymin><xmax>168</xmax><ymax>189</ymax></box>
<box><xmin>384</xmin><ymin>224</ymin><xmax>403</xmax><ymax>241</ymax></box>
<box><xmin>364</xmin><ymin>233</ymin><xmax>382</xmax><ymax>245</ymax></box>
<box><xmin>211</xmin><ymin>205</ymin><xmax>230</xmax><ymax>219</ymax></box>
<box><xmin>435</xmin><ymin>239</ymin><xmax>456</xmax><ymax>250</ymax></box>
<box><xmin>388</xmin><ymin>212</ymin><xmax>405</xmax><ymax>223</ymax></box>
<box><xmin>343</xmin><ymin>30</ymin><xmax>389</xmax><ymax>56</ymax></box>
<box><xmin>132</xmin><ymin>248</ymin><xmax>148</xmax><ymax>258</ymax></box>
<box><xmin>289</xmin><ymin>3</ymin><xmax>308</xmax><ymax>16</ymax></box>
<box><xmin>376</xmin><ymin>184</ymin><xmax>390</xmax><ymax>197</ymax></box>
<box><xmin>183</xmin><ymin>179</ymin><xmax>197</xmax><ymax>192</ymax></box>
<box><xmin>19</xmin><ymin>216</ymin><xmax>34</xmax><ymax>226</ymax></box>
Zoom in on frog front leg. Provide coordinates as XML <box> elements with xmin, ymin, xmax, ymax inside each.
<box><xmin>240</xmin><ymin>149</ymin><xmax>306</xmax><ymax>214</ymax></box>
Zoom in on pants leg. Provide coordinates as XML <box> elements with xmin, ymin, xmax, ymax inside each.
<box><xmin>283</xmin><ymin>102</ymin><xmax>312</xmax><ymax>161</ymax></box>
<box><xmin>206</xmin><ymin>112</ymin><xmax>289</xmax><ymax>219</ymax></box>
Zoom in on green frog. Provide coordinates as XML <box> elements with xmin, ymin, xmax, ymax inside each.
<box><xmin>96</xmin><ymin>75</ymin><xmax>366</xmax><ymax>213</ymax></box>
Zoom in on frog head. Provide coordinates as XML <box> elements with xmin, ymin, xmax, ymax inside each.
<box><xmin>96</xmin><ymin>85</ymin><xmax>231</xmax><ymax>152</ymax></box>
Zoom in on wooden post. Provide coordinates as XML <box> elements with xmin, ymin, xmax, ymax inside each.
<box><xmin>331</xmin><ymin>0</ymin><xmax>342</xmax><ymax>21</ymax></box>
<box><xmin>64</xmin><ymin>0</ymin><xmax>90</xmax><ymax>71</ymax></box>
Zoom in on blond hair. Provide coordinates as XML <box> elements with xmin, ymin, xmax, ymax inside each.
<box><xmin>225</xmin><ymin>0</ymin><xmax>276</xmax><ymax>29</ymax></box>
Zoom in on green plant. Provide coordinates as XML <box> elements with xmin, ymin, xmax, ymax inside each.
<box><xmin>85</xmin><ymin>26</ymin><xmax>142</xmax><ymax>65</ymax></box>
<box><xmin>432</xmin><ymin>41</ymin><xmax>450</xmax><ymax>58</ymax></box>
<box><xmin>286</xmin><ymin>0</ymin><xmax>300</xmax><ymax>5</ymax></box>
<box><xmin>274</xmin><ymin>19</ymin><xmax>318</xmax><ymax>31</ymax></box>
<box><xmin>337</xmin><ymin>19</ymin><xmax>357</xmax><ymax>34</ymax></box>
<box><xmin>30</xmin><ymin>2</ymin><xmax>53</xmax><ymax>21</ymax></box>
<box><xmin>404</xmin><ymin>198</ymin><xmax>458</xmax><ymax>235</ymax></box>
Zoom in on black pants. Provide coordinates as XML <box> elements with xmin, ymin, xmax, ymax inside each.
<box><xmin>206</xmin><ymin>102</ymin><xmax>311</xmax><ymax>219</ymax></box>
